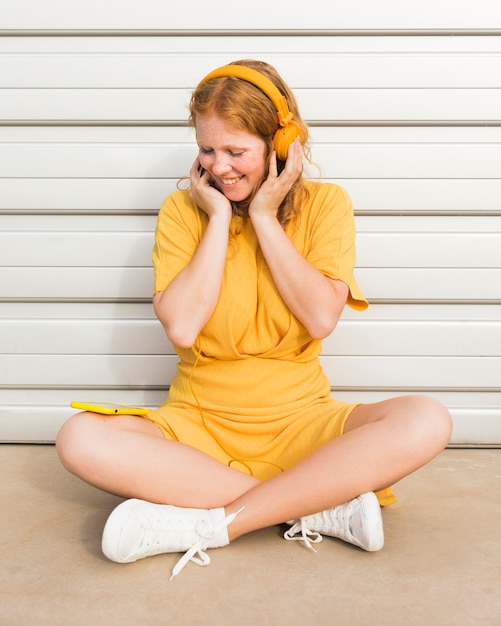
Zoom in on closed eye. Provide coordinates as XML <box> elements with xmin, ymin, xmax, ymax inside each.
<box><xmin>199</xmin><ymin>147</ymin><xmax>244</xmax><ymax>157</ymax></box>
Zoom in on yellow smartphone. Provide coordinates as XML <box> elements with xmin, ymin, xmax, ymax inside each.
<box><xmin>70</xmin><ymin>401</ymin><xmax>149</xmax><ymax>416</ymax></box>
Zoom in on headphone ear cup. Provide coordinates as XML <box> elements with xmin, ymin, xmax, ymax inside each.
<box><xmin>273</xmin><ymin>122</ymin><xmax>301</xmax><ymax>160</ymax></box>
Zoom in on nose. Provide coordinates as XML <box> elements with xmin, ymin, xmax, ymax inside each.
<box><xmin>211</xmin><ymin>153</ymin><xmax>232</xmax><ymax>176</ymax></box>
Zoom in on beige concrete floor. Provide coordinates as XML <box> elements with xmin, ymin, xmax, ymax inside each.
<box><xmin>1</xmin><ymin>445</ymin><xmax>500</xmax><ymax>626</ymax></box>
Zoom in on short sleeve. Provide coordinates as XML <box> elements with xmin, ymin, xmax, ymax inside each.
<box><xmin>152</xmin><ymin>190</ymin><xmax>205</xmax><ymax>294</ymax></box>
<box><xmin>300</xmin><ymin>183</ymin><xmax>368</xmax><ymax>311</ymax></box>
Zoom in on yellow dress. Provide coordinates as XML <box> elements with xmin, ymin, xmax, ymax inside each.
<box><xmin>149</xmin><ymin>180</ymin><xmax>396</xmax><ymax>506</ymax></box>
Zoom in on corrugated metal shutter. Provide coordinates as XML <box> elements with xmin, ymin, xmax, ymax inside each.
<box><xmin>1</xmin><ymin>1</ymin><xmax>500</xmax><ymax>444</ymax></box>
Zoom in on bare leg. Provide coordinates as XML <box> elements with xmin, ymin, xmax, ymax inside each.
<box><xmin>56</xmin><ymin>412</ymin><xmax>260</xmax><ymax>508</ymax></box>
<box><xmin>57</xmin><ymin>395</ymin><xmax>452</xmax><ymax>541</ymax></box>
<box><xmin>224</xmin><ymin>395</ymin><xmax>452</xmax><ymax>540</ymax></box>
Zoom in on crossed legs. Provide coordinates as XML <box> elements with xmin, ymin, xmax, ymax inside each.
<box><xmin>56</xmin><ymin>394</ymin><xmax>452</xmax><ymax>542</ymax></box>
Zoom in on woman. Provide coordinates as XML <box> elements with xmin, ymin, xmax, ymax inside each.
<box><xmin>56</xmin><ymin>59</ymin><xmax>452</xmax><ymax>579</ymax></box>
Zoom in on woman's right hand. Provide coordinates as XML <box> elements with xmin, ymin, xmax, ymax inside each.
<box><xmin>189</xmin><ymin>158</ymin><xmax>232</xmax><ymax>222</ymax></box>
<box><xmin>153</xmin><ymin>159</ymin><xmax>233</xmax><ymax>348</ymax></box>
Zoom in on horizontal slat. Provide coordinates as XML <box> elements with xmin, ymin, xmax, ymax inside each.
<box><xmin>2</xmin><ymin>267</ymin><xmax>500</xmax><ymax>301</ymax></box>
<box><xmin>341</xmin><ymin>302</ymin><xmax>501</xmax><ymax>321</ymax></box>
<box><xmin>5</xmin><ymin>387</ymin><xmax>500</xmax><ymax>408</ymax></box>
<box><xmin>0</xmin><ymin>389</ymin><xmax>169</xmax><ymax>411</ymax></box>
<box><xmin>323</xmin><ymin>321</ymin><xmax>501</xmax><ymax>356</ymax></box>
<box><xmin>4</xmin><ymin>125</ymin><xmax>501</xmax><ymax>142</ymax></box>
<box><xmin>357</xmin><ymin>233</ymin><xmax>501</xmax><ymax>268</ymax></box>
<box><xmin>2</xmin><ymin>318</ymin><xmax>500</xmax><ymax>356</ymax></box>
<box><xmin>3</xmin><ymin>0</ymin><xmax>501</xmax><ymax>31</ymax></box>
<box><xmin>358</xmin><ymin>268</ymin><xmax>501</xmax><ymax>301</ymax></box>
<box><xmin>4</xmin><ymin>213</ymin><xmax>500</xmax><ymax>232</ymax></box>
<box><xmin>2</xmin><ymin>226</ymin><xmax>501</xmax><ymax>268</ymax></box>
<box><xmin>0</xmin><ymin>179</ymin><xmax>173</xmax><ymax>212</ymax></box>
<box><xmin>2</xmin><ymin>52</ymin><xmax>501</xmax><ymax>88</ymax></box>
<box><xmin>2</xmin><ymin>35</ymin><xmax>501</xmax><ymax>54</ymax></box>
<box><xmin>1</xmin><ymin>213</ymin><xmax>157</xmax><ymax>231</ymax></box>
<box><xmin>2</xmin><ymin>88</ymin><xmax>500</xmax><ymax>122</ymax></box>
<box><xmin>1</xmin><ymin>404</ymin><xmax>499</xmax><ymax>446</ymax></box>
<box><xmin>2</xmin><ymin>179</ymin><xmax>500</xmax><ymax>214</ymax></box>
<box><xmin>0</xmin><ymin>319</ymin><xmax>171</xmax><ymax>355</ymax></box>
<box><xmin>355</xmin><ymin>215</ymin><xmax>501</xmax><ymax>232</ymax></box>
<box><xmin>1</xmin><ymin>405</ymin><xmax>500</xmax><ymax>445</ymax></box>
<box><xmin>0</xmin><ymin>232</ymin><xmax>154</xmax><ymax>266</ymax></box>
<box><xmin>1</xmin><ymin>301</ymin><xmax>499</xmax><ymax>321</ymax></box>
<box><xmin>447</xmin><ymin>409</ymin><xmax>501</xmax><ymax>445</ymax></box>
<box><xmin>0</xmin><ymin>268</ymin><xmax>152</xmax><ymax>300</ymax></box>
<box><xmin>2</xmin><ymin>142</ymin><xmax>499</xmax><ymax>178</ymax></box>
<box><xmin>0</xmin><ymin>301</ymin><xmax>156</xmax><ymax>319</ymax></box>
<box><xmin>1</xmin><ymin>354</ymin><xmax>499</xmax><ymax>389</ymax></box>
<box><xmin>329</xmin><ymin>356</ymin><xmax>499</xmax><ymax>389</ymax></box>
<box><xmin>328</xmin><ymin>390</ymin><xmax>501</xmax><ymax>409</ymax></box>
<box><xmin>0</xmin><ymin>355</ymin><xmax>174</xmax><ymax>387</ymax></box>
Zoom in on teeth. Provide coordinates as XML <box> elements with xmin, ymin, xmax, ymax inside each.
<box><xmin>221</xmin><ymin>176</ymin><xmax>242</xmax><ymax>185</ymax></box>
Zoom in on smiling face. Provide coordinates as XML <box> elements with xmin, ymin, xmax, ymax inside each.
<box><xmin>196</xmin><ymin>113</ymin><xmax>268</xmax><ymax>204</ymax></box>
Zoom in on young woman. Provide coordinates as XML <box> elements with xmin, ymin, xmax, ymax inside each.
<box><xmin>56</xmin><ymin>59</ymin><xmax>452</xmax><ymax>579</ymax></box>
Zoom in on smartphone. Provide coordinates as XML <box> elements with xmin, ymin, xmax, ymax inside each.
<box><xmin>197</xmin><ymin>163</ymin><xmax>220</xmax><ymax>190</ymax></box>
<box><xmin>70</xmin><ymin>401</ymin><xmax>149</xmax><ymax>416</ymax></box>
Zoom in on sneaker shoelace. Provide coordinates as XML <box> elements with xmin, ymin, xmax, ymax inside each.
<box><xmin>283</xmin><ymin>520</ymin><xmax>323</xmax><ymax>553</ymax></box>
<box><xmin>319</xmin><ymin>504</ymin><xmax>354</xmax><ymax>541</ymax></box>
<box><xmin>284</xmin><ymin>502</ymin><xmax>357</xmax><ymax>551</ymax></box>
<box><xmin>169</xmin><ymin>507</ymin><xmax>244</xmax><ymax>581</ymax></box>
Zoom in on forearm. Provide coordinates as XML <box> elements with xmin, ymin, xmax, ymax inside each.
<box><xmin>153</xmin><ymin>214</ymin><xmax>231</xmax><ymax>348</ymax></box>
<box><xmin>251</xmin><ymin>214</ymin><xmax>348</xmax><ymax>339</ymax></box>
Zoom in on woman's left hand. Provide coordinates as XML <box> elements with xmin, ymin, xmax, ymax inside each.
<box><xmin>248</xmin><ymin>138</ymin><xmax>303</xmax><ymax>221</ymax></box>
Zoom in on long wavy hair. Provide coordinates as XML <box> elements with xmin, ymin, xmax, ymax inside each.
<box><xmin>188</xmin><ymin>59</ymin><xmax>311</xmax><ymax>228</ymax></box>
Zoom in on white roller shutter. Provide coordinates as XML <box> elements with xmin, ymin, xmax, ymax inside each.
<box><xmin>1</xmin><ymin>0</ymin><xmax>500</xmax><ymax>444</ymax></box>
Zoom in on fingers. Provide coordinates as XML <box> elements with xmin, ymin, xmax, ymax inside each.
<box><xmin>189</xmin><ymin>157</ymin><xmax>232</xmax><ymax>220</ymax></box>
<box><xmin>190</xmin><ymin>157</ymin><xmax>207</xmax><ymax>184</ymax></box>
<box><xmin>285</xmin><ymin>137</ymin><xmax>303</xmax><ymax>177</ymax></box>
<box><xmin>250</xmin><ymin>140</ymin><xmax>303</xmax><ymax>220</ymax></box>
<box><xmin>268</xmin><ymin>150</ymin><xmax>278</xmax><ymax>178</ymax></box>
<box><xmin>269</xmin><ymin>139</ymin><xmax>302</xmax><ymax>183</ymax></box>
<box><xmin>190</xmin><ymin>157</ymin><xmax>200</xmax><ymax>177</ymax></box>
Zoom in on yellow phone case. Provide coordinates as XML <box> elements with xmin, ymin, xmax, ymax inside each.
<box><xmin>70</xmin><ymin>401</ymin><xmax>149</xmax><ymax>416</ymax></box>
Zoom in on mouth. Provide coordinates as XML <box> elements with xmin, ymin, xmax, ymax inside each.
<box><xmin>220</xmin><ymin>175</ymin><xmax>244</xmax><ymax>187</ymax></box>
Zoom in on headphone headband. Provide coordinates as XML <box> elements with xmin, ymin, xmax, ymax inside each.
<box><xmin>198</xmin><ymin>64</ymin><xmax>294</xmax><ymax>127</ymax></box>
<box><xmin>197</xmin><ymin>63</ymin><xmax>301</xmax><ymax>160</ymax></box>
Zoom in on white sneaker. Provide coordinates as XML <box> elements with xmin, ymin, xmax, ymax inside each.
<box><xmin>102</xmin><ymin>498</ymin><xmax>243</xmax><ymax>579</ymax></box>
<box><xmin>284</xmin><ymin>492</ymin><xmax>384</xmax><ymax>552</ymax></box>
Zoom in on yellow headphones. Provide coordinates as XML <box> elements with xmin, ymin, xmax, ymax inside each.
<box><xmin>198</xmin><ymin>64</ymin><xmax>301</xmax><ymax>160</ymax></box>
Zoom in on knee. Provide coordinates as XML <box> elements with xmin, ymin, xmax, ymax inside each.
<box><xmin>407</xmin><ymin>395</ymin><xmax>453</xmax><ymax>452</ymax></box>
<box><xmin>55</xmin><ymin>412</ymin><xmax>100</xmax><ymax>475</ymax></box>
